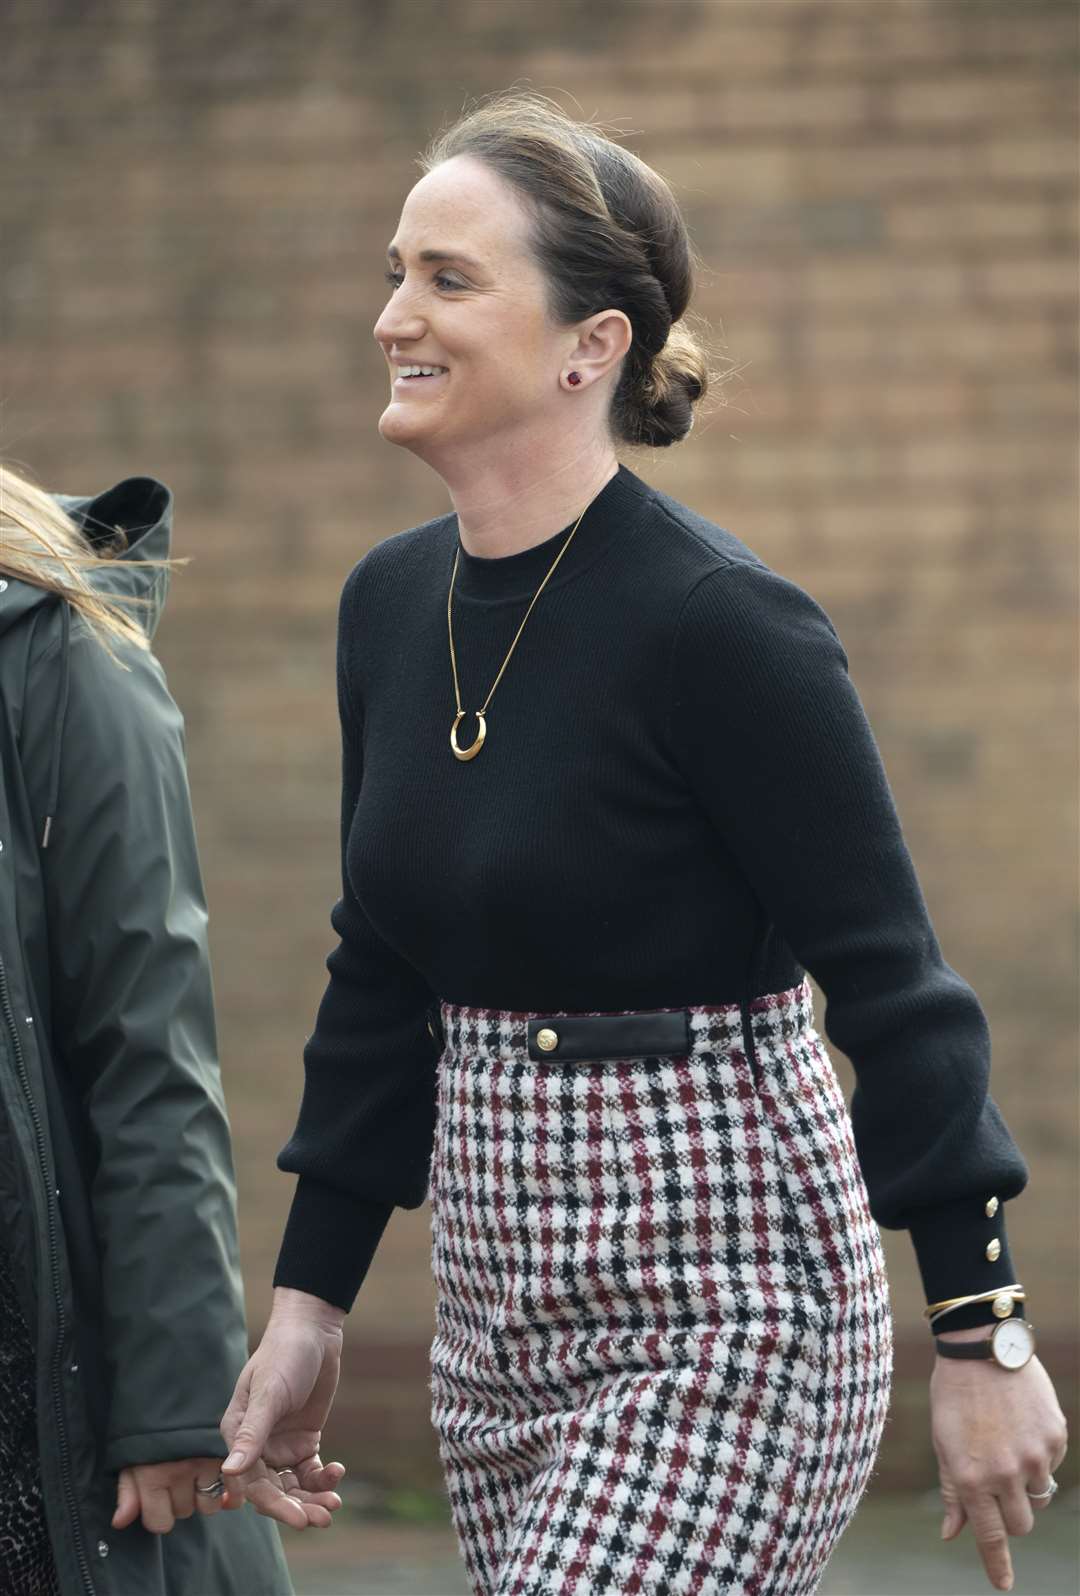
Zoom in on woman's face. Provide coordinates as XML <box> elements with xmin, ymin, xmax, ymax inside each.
<box><xmin>373</xmin><ymin>155</ymin><xmax>575</xmax><ymax>465</ymax></box>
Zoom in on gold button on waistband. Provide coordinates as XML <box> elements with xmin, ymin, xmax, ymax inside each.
<box><xmin>985</xmin><ymin>1238</ymin><xmax>1002</xmax><ymax>1262</ymax></box>
<box><xmin>985</xmin><ymin>1196</ymin><xmax>999</xmax><ymax>1218</ymax></box>
<box><xmin>536</xmin><ymin>1027</ymin><xmax>559</xmax><ymax>1053</ymax></box>
<box><xmin>992</xmin><ymin>1292</ymin><xmax>1015</xmax><ymax>1318</ymax></box>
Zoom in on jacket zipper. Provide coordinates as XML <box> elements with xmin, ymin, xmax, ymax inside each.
<box><xmin>0</xmin><ymin>954</ymin><xmax>96</xmax><ymax>1596</ymax></box>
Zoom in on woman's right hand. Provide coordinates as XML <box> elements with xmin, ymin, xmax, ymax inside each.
<box><xmin>220</xmin><ymin>1287</ymin><xmax>348</xmax><ymax>1530</ymax></box>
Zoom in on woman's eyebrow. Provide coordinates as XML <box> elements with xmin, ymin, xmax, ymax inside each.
<box><xmin>386</xmin><ymin>244</ymin><xmax>483</xmax><ymax>270</ymax></box>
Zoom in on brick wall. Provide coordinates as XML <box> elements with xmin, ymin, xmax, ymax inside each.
<box><xmin>2</xmin><ymin>0</ymin><xmax>1076</xmax><ymax>1488</ymax></box>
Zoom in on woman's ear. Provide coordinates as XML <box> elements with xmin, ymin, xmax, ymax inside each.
<box><xmin>561</xmin><ymin>310</ymin><xmax>633</xmax><ymax>390</ymax></box>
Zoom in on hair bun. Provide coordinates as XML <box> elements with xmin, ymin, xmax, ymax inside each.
<box><xmin>629</xmin><ymin>324</ymin><xmax>710</xmax><ymax>448</ymax></box>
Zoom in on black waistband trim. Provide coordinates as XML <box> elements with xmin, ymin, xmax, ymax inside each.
<box><xmin>526</xmin><ymin>1008</ymin><xmax>690</xmax><ymax>1062</ymax></box>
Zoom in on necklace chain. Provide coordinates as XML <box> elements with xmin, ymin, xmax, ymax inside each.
<box><xmin>447</xmin><ymin>498</ymin><xmax>593</xmax><ymax>761</ymax></box>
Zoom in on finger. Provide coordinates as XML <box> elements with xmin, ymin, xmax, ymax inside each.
<box><xmin>997</xmin><ymin>1483</ymin><xmax>1035</xmax><ymax>1539</ymax></box>
<box><xmin>194</xmin><ymin>1487</ymin><xmax>226</xmax><ymax>1519</ymax></box>
<box><xmin>940</xmin><ymin>1497</ymin><xmax>967</xmax><ymax>1541</ymax></box>
<box><xmin>1024</xmin><ymin>1474</ymin><xmax>1058</xmax><ymax>1512</ymax></box>
<box><xmin>112</xmin><ymin>1469</ymin><xmax>141</xmax><ymax>1531</ymax></box>
<box><xmin>222</xmin><ymin>1377</ymin><xmax>289</xmax><ymax>1478</ymax></box>
<box><xmin>293</xmin><ymin>1487</ymin><xmax>343</xmax><ymax>1515</ymax></box>
<box><xmin>275</xmin><ymin>1465</ymin><xmax>342</xmax><ymax>1518</ymax></box>
<box><xmin>293</xmin><ymin>1455</ymin><xmax>346</xmax><ymax>1493</ymax></box>
<box><xmin>301</xmin><ymin>1464</ymin><xmax>345</xmax><ymax>1495</ymax></box>
<box><xmin>219</xmin><ymin>1360</ymin><xmax>254</xmax><ymax>1455</ymax></box>
<box><xmin>964</xmin><ymin>1493</ymin><xmax>1014</xmax><ymax>1592</ymax></box>
<box><xmin>140</xmin><ymin>1483</ymin><xmax>176</xmax><ymax>1536</ymax></box>
<box><xmin>245</xmin><ymin>1475</ymin><xmax>325</xmax><ymax>1531</ymax></box>
<box><xmin>170</xmin><ymin>1478</ymin><xmax>196</xmax><ymax>1523</ymax></box>
<box><xmin>191</xmin><ymin>1468</ymin><xmax>229</xmax><ymax>1519</ymax></box>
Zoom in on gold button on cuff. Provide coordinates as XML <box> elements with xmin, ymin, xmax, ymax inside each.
<box><xmin>985</xmin><ymin>1238</ymin><xmax>1002</xmax><ymax>1262</ymax></box>
<box><xmin>536</xmin><ymin>1027</ymin><xmax>559</xmax><ymax>1053</ymax></box>
<box><xmin>985</xmin><ymin>1196</ymin><xmax>999</xmax><ymax>1218</ymax></box>
<box><xmin>992</xmin><ymin>1292</ymin><xmax>1016</xmax><ymax>1319</ymax></box>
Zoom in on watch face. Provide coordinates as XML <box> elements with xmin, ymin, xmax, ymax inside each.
<box><xmin>993</xmin><ymin>1318</ymin><xmax>1035</xmax><ymax>1369</ymax></box>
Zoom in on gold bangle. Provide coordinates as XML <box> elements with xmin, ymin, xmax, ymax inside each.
<box><xmin>923</xmin><ymin>1282</ymin><xmax>1023</xmax><ymax>1317</ymax></box>
<box><xmin>923</xmin><ymin>1283</ymin><xmax>1024</xmax><ymax>1321</ymax></box>
<box><xmin>929</xmin><ymin>1295</ymin><xmax>1024</xmax><ymax>1330</ymax></box>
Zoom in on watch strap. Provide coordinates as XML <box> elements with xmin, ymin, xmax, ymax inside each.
<box><xmin>934</xmin><ymin>1335</ymin><xmax>994</xmax><ymax>1359</ymax></box>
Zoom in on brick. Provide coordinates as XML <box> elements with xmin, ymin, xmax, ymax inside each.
<box><xmin>982</xmin><ymin>136</ymin><xmax>1080</xmax><ymax>182</ymax></box>
<box><xmin>888</xmin><ymin>196</ymin><xmax>1074</xmax><ymax>247</ymax></box>
<box><xmin>887</xmin><ymin>71</ymin><xmax>1072</xmax><ymax>128</ymax></box>
<box><xmin>974</xmin><ymin>256</ymin><xmax>1080</xmax><ymax>300</ymax></box>
<box><xmin>806</xmin><ymin>258</ymin><xmax>971</xmax><ymax>306</ymax></box>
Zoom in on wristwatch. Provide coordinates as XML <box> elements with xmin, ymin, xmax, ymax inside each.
<box><xmin>935</xmin><ymin>1317</ymin><xmax>1036</xmax><ymax>1370</ymax></box>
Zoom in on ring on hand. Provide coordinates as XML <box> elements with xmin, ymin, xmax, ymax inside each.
<box><xmin>276</xmin><ymin>1468</ymin><xmax>299</xmax><ymax>1485</ymax></box>
<box><xmin>195</xmin><ymin>1475</ymin><xmax>226</xmax><ymax>1499</ymax></box>
<box><xmin>1025</xmin><ymin>1476</ymin><xmax>1058</xmax><ymax>1501</ymax></box>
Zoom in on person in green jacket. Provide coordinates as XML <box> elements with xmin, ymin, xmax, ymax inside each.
<box><xmin>0</xmin><ymin>465</ymin><xmax>322</xmax><ymax>1594</ymax></box>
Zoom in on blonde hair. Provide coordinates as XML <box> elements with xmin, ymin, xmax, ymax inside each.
<box><xmin>0</xmin><ymin>464</ymin><xmax>184</xmax><ymax>667</ymax></box>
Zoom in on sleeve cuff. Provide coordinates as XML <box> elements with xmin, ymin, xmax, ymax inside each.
<box><xmin>908</xmin><ymin>1194</ymin><xmax>1021</xmax><ymax>1330</ymax></box>
<box><xmin>272</xmin><ymin>1177</ymin><xmax>394</xmax><ymax>1314</ymax></box>
<box><xmin>103</xmin><ymin>1427</ymin><xmax>228</xmax><ymax>1473</ymax></box>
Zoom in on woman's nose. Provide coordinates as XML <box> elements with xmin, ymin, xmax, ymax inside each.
<box><xmin>373</xmin><ymin>290</ymin><xmax>424</xmax><ymax>346</ymax></box>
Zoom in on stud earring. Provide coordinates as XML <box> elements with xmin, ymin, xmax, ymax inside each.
<box><xmin>566</xmin><ymin>371</ymin><xmax>582</xmax><ymax>386</ymax></box>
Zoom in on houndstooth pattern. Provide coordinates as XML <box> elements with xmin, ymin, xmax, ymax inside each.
<box><xmin>429</xmin><ymin>978</ymin><xmax>893</xmax><ymax>1596</ymax></box>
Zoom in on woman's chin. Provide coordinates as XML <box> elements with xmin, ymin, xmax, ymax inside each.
<box><xmin>378</xmin><ymin>402</ymin><xmax>438</xmax><ymax>450</ymax></box>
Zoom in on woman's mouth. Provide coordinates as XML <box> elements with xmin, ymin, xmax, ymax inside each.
<box><xmin>394</xmin><ymin>364</ymin><xmax>449</xmax><ymax>386</ymax></box>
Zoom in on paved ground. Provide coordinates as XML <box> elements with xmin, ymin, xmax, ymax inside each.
<box><xmin>283</xmin><ymin>1490</ymin><xmax>1079</xmax><ymax>1596</ymax></box>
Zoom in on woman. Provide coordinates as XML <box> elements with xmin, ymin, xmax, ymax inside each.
<box><xmin>221</xmin><ymin>94</ymin><xmax>1068</xmax><ymax>1595</ymax></box>
<box><xmin>0</xmin><ymin>468</ymin><xmax>307</xmax><ymax>1593</ymax></box>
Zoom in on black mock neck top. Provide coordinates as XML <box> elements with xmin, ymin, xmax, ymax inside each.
<box><xmin>273</xmin><ymin>463</ymin><xmax>1027</xmax><ymax>1321</ymax></box>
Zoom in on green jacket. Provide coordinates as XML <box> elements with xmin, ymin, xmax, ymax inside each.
<box><xmin>0</xmin><ymin>478</ymin><xmax>292</xmax><ymax>1595</ymax></box>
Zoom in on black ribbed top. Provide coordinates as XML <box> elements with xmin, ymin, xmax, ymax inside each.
<box><xmin>274</xmin><ymin>463</ymin><xmax>1028</xmax><ymax>1323</ymax></box>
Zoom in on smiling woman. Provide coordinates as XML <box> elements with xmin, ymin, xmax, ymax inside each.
<box><xmin>223</xmin><ymin>89</ymin><xmax>1067</xmax><ymax>1596</ymax></box>
<box><xmin>370</xmin><ymin>100</ymin><xmax>708</xmax><ymax>503</ymax></box>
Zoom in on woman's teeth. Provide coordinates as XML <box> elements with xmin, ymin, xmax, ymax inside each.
<box><xmin>397</xmin><ymin>365</ymin><xmax>448</xmax><ymax>378</ymax></box>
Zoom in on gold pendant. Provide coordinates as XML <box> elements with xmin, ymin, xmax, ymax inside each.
<box><xmin>451</xmin><ymin>710</ymin><xmax>486</xmax><ymax>761</ymax></box>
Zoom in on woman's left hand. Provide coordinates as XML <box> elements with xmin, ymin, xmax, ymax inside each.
<box><xmin>931</xmin><ymin>1330</ymin><xmax>1069</xmax><ymax>1592</ymax></box>
<box><xmin>112</xmin><ymin>1457</ymin><xmax>244</xmax><ymax>1534</ymax></box>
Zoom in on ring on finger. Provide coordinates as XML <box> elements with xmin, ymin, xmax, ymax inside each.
<box><xmin>194</xmin><ymin>1476</ymin><xmax>227</xmax><ymax>1499</ymax></box>
<box><xmin>1025</xmin><ymin>1476</ymin><xmax>1058</xmax><ymax>1501</ymax></box>
<box><xmin>276</xmin><ymin>1468</ymin><xmax>299</xmax><ymax>1487</ymax></box>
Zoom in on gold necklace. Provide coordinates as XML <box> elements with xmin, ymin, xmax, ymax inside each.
<box><xmin>447</xmin><ymin>498</ymin><xmax>592</xmax><ymax>761</ymax></box>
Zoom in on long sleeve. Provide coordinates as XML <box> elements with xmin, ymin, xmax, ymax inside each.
<box><xmin>274</xmin><ymin>565</ymin><xmax>441</xmax><ymax>1313</ymax></box>
<box><xmin>25</xmin><ymin>617</ymin><xmax>250</xmax><ymax>1468</ymax></box>
<box><xmin>665</xmin><ymin>559</ymin><xmax>1029</xmax><ymax>1314</ymax></box>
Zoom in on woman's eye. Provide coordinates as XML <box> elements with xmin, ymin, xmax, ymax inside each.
<box><xmin>383</xmin><ymin>270</ymin><xmax>462</xmax><ymax>292</ymax></box>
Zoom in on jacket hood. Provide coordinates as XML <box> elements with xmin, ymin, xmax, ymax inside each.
<box><xmin>0</xmin><ymin>476</ymin><xmax>173</xmax><ymax>852</ymax></box>
<box><xmin>0</xmin><ymin>475</ymin><xmax>173</xmax><ymax>641</ymax></box>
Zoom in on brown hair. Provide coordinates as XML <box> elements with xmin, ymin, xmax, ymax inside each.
<box><xmin>0</xmin><ymin>464</ymin><xmax>183</xmax><ymax>667</ymax></box>
<box><xmin>420</xmin><ymin>92</ymin><xmax>711</xmax><ymax>448</ymax></box>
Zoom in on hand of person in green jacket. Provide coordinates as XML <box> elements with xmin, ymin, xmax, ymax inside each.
<box><xmin>220</xmin><ymin>1286</ymin><xmax>348</xmax><ymax>1530</ymax></box>
<box><xmin>112</xmin><ymin>1458</ymin><xmax>244</xmax><ymax>1534</ymax></box>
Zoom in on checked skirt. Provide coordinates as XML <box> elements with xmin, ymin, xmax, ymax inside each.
<box><xmin>428</xmin><ymin>978</ymin><xmax>893</xmax><ymax>1596</ymax></box>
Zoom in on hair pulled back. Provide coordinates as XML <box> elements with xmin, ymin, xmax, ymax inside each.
<box><xmin>420</xmin><ymin>93</ymin><xmax>709</xmax><ymax>448</ymax></box>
